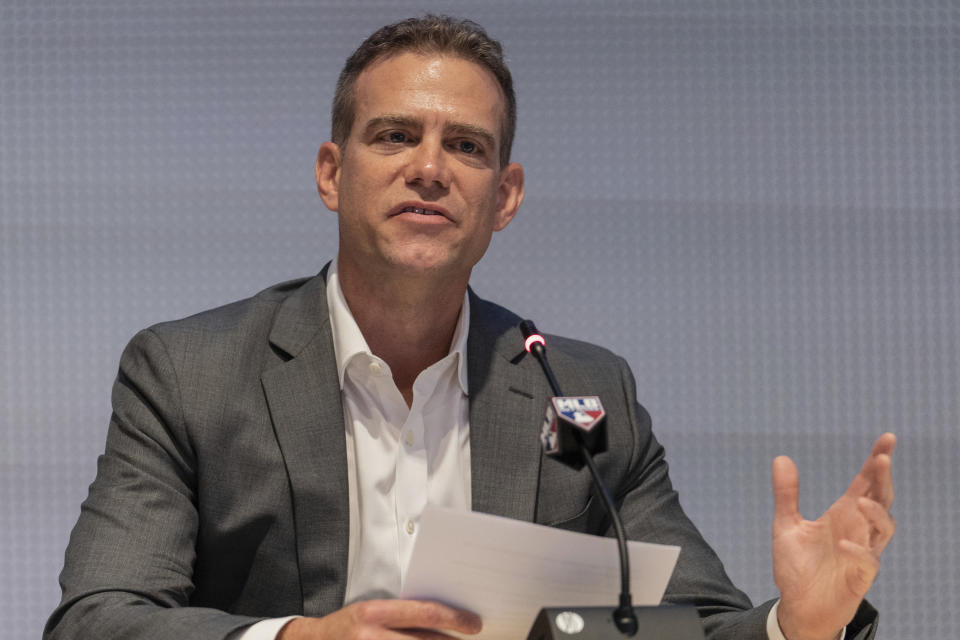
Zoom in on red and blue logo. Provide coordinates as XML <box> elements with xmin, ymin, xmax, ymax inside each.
<box><xmin>552</xmin><ymin>396</ymin><xmax>605</xmax><ymax>432</ymax></box>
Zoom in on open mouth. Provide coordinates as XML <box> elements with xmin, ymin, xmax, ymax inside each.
<box><xmin>390</xmin><ymin>203</ymin><xmax>453</xmax><ymax>223</ymax></box>
<box><xmin>399</xmin><ymin>205</ymin><xmax>444</xmax><ymax>216</ymax></box>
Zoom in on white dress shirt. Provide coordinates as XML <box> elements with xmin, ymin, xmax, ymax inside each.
<box><xmin>327</xmin><ymin>259</ymin><xmax>472</xmax><ymax>603</ymax></box>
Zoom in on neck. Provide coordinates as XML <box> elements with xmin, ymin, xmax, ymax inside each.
<box><xmin>336</xmin><ymin>256</ymin><xmax>468</xmax><ymax>404</ymax></box>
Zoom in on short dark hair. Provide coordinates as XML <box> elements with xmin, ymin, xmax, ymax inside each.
<box><xmin>332</xmin><ymin>15</ymin><xmax>516</xmax><ymax>168</ymax></box>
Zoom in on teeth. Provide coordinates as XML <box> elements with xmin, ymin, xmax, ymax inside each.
<box><xmin>403</xmin><ymin>206</ymin><xmax>440</xmax><ymax>215</ymax></box>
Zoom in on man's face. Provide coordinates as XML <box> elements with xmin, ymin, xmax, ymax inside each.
<box><xmin>317</xmin><ymin>52</ymin><xmax>524</xmax><ymax>284</ymax></box>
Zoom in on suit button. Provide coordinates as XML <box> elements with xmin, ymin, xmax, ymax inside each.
<box><xmin>405</xmin><ymin>519</ymin><xmax>415</xmax><ymax>535</ymax></box>
<box><xmin>404</xmin><ymin>431</ymin><xmax>415</xmax><ymax>446</ymax></box>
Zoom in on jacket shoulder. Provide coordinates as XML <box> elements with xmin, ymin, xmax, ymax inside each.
<box><xmin>147</xmin><ymin>276</ymin><xmax>314</xmax><ymax>339</ymax></box>
<box><xmin>120</xmin><ymin>274</ymin><xmax>326</xmax><ymax>386</ymax></box>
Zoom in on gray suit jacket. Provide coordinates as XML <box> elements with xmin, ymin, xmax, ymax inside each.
<box><xmin>46</xmin><ymin>272</ymin><xmax>877</xmax><ymax>639</ymax></box>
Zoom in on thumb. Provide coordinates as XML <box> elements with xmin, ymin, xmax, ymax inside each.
<box><xmin>772</xmin><ymin>455</ymin><xmax>801</xmax><ymax>530</ymax></box>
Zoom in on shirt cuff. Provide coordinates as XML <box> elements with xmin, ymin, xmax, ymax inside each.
<box><xmin>767</xmin><ymin>601</ymin><xmax>845</xmax><ymax>640</ymax></box>
<box><xmin>229</xmin><ymin>616</ymin><xmax>301</xmax><ymax>640</ymax></box>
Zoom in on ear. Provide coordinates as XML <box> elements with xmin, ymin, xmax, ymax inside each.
<box><xmin>493</xmin><ymin>161</ymin><xmax>525</xmax><ymax>231</ymax></box>
<box><xmin>315</xmin><ymin>141</ymin><xmax>342</xmax><ymax>212</ymax></box>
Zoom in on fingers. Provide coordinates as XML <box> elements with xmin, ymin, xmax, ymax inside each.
<box><xmin>356</xmin><ymin>599</ymin><xmax>482</xmax><ymax>635</ymax></box>
<box><xmin>406</xmin><ymin>631</ymin><xmax>470</xmax><ymax>640</ymax></box>
<box><xmin>280</xmin><ymin>600</ymin><xmax>482</xmax><ymax>639</ymax></box>
<box><xmin>771</xmin><ymin>455</ymin><xmax>801</xmax><ymax>528</ymax></box>
<box><xmin>858</xmin><ymin>496</ymin><xmax>896</xmax><ymax>555</ymax></box>
<box><xmin>846</xmin><ymin>433</ymin><xmax>896</xmax><ymax>509</ymax></box>
<box><xmin>837</xmin><ymin>538</ymin><xmax>880</xmax><ymax>598</ymax></box>
<box><xmin>871</xmin><ymin>432</ymin><xmax>897</xmax><ymax>457</ymax></box>
<box><xmin>872</xmin><ymin>432</ymin><xmax>896</xmax><ymax>504</ymax></box>
<box><xmin>868</xmin><ymin>434</ymin><xmax>896</xmax><ymax>510</ymax></box>
<box><xmin>871</xmin><ymin>451</ymin><xmax>895</xmax><ymax>509</ymax></box>
<box><xmin>353</xmin><ymin>627</ymin><xmax>463</xmax><ymax>640</ymax></box>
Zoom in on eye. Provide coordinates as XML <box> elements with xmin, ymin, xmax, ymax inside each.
<box><xmin>385</xmin><ymin>131</ymin><xmax>408</xmax><ymax>143</ymax></box>
<box><xmin>457</xmin><ymin>140</ymin><xmax>479</xmax><ymax>154</ymax></box>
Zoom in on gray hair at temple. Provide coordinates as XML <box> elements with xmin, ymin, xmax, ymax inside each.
<box><xmin>332</xmin><ymin>15</ymin><xmax>517</xmax><ymax>169</ymax></box>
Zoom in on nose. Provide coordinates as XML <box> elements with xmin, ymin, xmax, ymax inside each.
<box><xmin>403</xmin><ymin>136</ymin><xmax>450</xmax><ymax>190</ymax></box>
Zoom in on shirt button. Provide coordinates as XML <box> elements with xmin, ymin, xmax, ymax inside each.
<box><xmin>368</xmin><ymin>361</ymin><xmax>383</xmax><ymax>375</ymax></box>
<box><xmin>404</xmin><ymin>431</ymin><xmax>415</xmax><ymax>446</ymax></box>
<box><xmin>405</xmin><ymin>519</ymin><xmax>415</xmax><ymax>535</ymax></box>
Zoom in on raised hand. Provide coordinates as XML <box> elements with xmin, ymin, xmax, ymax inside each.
<box><xmin>771</xmin><ymin>433</ymin><xmax>896</xmax><ymax>640</ymax></box>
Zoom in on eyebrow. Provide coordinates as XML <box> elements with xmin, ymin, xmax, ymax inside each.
<box><xmin>362</xmin><ymin>114</ymin><xmax>498</xmax><ymax>154</ymax></box>
<box><xmin>361</xmin><ymin>114</ymin><xmax>419</xmax><ymax>137</ymax></box>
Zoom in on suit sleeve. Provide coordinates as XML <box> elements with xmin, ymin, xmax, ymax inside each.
<box><xmin>610</xmin><ymin>357</ymin><xmax>878</xmax><ymax>640</ymax></box>
<box><xmin>44</xmin><ymin>329</ymin><xmax>262</xmax><ymax>640</ymax></box>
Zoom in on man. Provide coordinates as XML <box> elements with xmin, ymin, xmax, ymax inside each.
<box><xmin>46</xmin><ymin>16</ymin><xmax>896</xmax><ymax>640</ymax></box>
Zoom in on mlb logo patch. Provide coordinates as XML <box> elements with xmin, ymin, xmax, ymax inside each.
<box><xmin>553</xmin><ymin>396</ymin><xmax>605</xmax><ymax>432</ymax></box>
<box><xmin>540</xmin><ymin>395</ymin><xmax>609</xmax><ymax>465</ymax></box>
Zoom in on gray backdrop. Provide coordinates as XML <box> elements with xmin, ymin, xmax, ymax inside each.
<box><xmin>2</xmin><ymin>1</ymin><xmax>957</xmax><ymax>637</ymax></box>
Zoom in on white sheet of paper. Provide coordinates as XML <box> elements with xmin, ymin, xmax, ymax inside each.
<box><xmin>400</xmin><ymin>506</ymin><xmax>681</xmax><ymax>639</ymax></box>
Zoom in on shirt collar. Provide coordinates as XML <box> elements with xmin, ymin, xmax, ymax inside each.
<box><xmin>326</xmin><ymin>256</ymin><xmax>470</xmax><ymax>394</ymax></box>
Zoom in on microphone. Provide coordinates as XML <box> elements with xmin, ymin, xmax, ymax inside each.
<box><xmin>520</xmin><ymin>320</ymin><xmax>704</xmax><ymax>640</ymax></box>
<box><xmin>520</xmin><ymin>320</ymin><xmax>638</xmax><ymax>636</ymax></box>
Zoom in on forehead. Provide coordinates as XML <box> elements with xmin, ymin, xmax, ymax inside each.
<box><xmin>351</xmin><ymin>52</ymin><xmax>506</xmax><ymax>137</ymax></box>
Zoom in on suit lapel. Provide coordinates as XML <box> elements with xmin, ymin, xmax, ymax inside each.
<box><xmin>260</xmin><ymin>271</ymin><xmax>349</xmax><ymax>616</ymax></box>
<box><xmin>467</xmin><ymin>294</ymin><xmax>550</xmax><ymax>523</ymax></box>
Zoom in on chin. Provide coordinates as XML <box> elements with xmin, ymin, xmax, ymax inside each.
<box><xmin>386</xmin><ymin>247</ymin><xmax>451</xmax><ymax>270</ymax></box>
<box><xmin>394</xmin><ymin>258</ymin><xmax>453</xmax><ymax>275</ymax></box>
<box><xmin>388</xmin><ymin>253</ymin><xmax>471</xmax><ymax>281</ymax></box>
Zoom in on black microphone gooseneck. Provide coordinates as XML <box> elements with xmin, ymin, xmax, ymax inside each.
<box><xmin>519</xmin><ymin>320</ymin><xmax>639</xmax><ymax>636</ymax></box>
